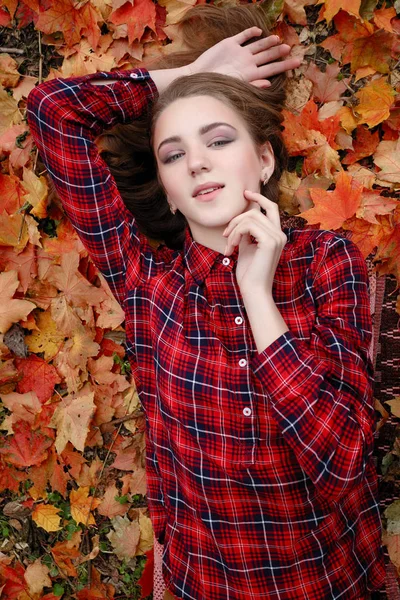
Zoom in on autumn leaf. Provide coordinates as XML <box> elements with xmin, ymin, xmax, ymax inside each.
<box><xmin>304</xmin><ymin>62</ymin><xmax>349</xmax><ymax>103</ymax></box>
<box><xmin>35</xmin><ymin>0</ymin><xmax>102</xmax><ymax>49</ymax></box>
<box><xmin>373</xmin><ymin>138</ymin><xmax>400</xmax><ymax>184</ymax></box>
<box><xmin>15</xmin><ymin>355</ymin><xmax>62</xmax><ymax>403</ymax></box>
<box><xmin>0</xmin><ymin>390</ymin><xmax>42</xmax><ymax>431</ymax></box>
<box><xmin>0</xmin><ymin>420</ymin><xmax>53</xmax><ymax>468</ymax></box>
<box><xmin>318</xmin><ymin>0</ymin><xmax>361</xmax><ymax>23</ymax></box>
<box><xmin>342</xmin><ymin>126</ymin><xmax>380</xmax><ymax>165</ymax></box>
<box><xmin>24</xmin><ymin>559</ymin><xmax>52</xmax><ymax>596</ymax></box>
<box><xmin>0</xmin><ymin>172</ymin><xmax>24</xmax><ymax>215</ymax></box>
<box><xmin>107</xmin><ymin>515</ymin><xmax>141</xmax><ymax>559</ymax></box>
<box><xmin>137</xmin><ymin>511</ymin><xmax>154</xmax><ymax>554</ymax></box>
<box><xmin>0</xmin><ymin>53</ymin><xmax>20</xmax><ymax>88</ymax></box>
<box><xmin>109</xmin><ymin>0</ymin><xmax>157</xmax><ymax>44</ymax></box>
<box><xmin>373</xmin><ymin>7</ymin><xmax>397</xmax><ymax>32</ymax></box>
<box><xmin>50</xmin><ymin>391</ymin><xmax>96</xmax><ymax>454</ymax></box>
<box><xmin>0</xmin><ymin>84</ymin><xmax>22</xmax><ymax>134</ymax></box>
<box><xmin>31</xmin><ymin>503</ymin><xmax>62</xmax><ymax>532</ymax></box>
<box><xmin>45</xmin><ymin>251</ymin><xmax>107</xmax><ymax>308</ymax></box>
<box><xmin>21</xmin><ymin>167</ymin><xmax>49</xmax><ymax>220</ymax></box>
<box><xmin>299</xmin><ymin>170</ymin><xmax>363</xmax><ymax>229</ymax></box>
<box><xmin>70</xmin><ymin>486</ymin><xmax>101</xmax><ymax>526</ymax></box>
<box><xmin>355</xmin><ymin>191</ymin><xmax>398</xmax><ymax>225</ymax></box>
<box><xmin>351</xmin><ymin>30</ymin><xmax>395</xmax><ymax>75</ymax></box>
<box><xmin>97</xmin><ymin>483</ymin><xmax>129</xmax><ymax>518</ymax></box>
<box><xmin>51</xmin><ymin>530</ymin><xmax>81</xmax><ymax>577</ymax></box>
<box><xmin>0</xmin><ymin>270</ymin><xmax>35</xmax><ymax>334</ymax></box>
<box><xmin>25</xmin><ymin>309</ymin><xmax>65</xmax><ymax>361</ymax></box>
<box><xmin>355</xmin><ymin>77</ymin><xmax>396</xmax><ymax>128</ymax></box>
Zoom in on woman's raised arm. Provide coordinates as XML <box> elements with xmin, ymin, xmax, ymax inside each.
<box><xmin>27</xmin><ymin>68</ymin><xmax>161</xmax><ymax>306</ymax></box>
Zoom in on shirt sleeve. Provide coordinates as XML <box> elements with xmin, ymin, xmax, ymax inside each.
<box><xmin>145</xmin><ymin>430</ymin><xmax>167</xmax><ymax>544</ymax></box>
<box><xmin>252</xmin><ymin>234</ymin><xmax>375</xmax><ymax>504</ymax></box>
<box><xmin>26</xmin><ymin>68</ymin><xmax>158</xmax><ymax>307</ymax></box>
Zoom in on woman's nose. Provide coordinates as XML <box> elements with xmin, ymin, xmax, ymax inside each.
<box><xmin>187</xmin><ymin>148</ymin><xmax>211</xmax><ymax>175</ymax></box>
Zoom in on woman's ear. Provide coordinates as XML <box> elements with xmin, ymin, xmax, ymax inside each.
<box><xmin>260</xmin><ymin>141</ymin><xmax>275</xmax><ymax>183</ymax></box>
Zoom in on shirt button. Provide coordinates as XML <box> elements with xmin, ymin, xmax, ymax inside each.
<box><xmin>222</xmin><ymin>257</ymin><xmax>230</xmax><ymax>266</ymax></box>
<box><xmin>243</xmin><ymin>407</ymin><xmax>252</xmax><ymax>416</ymax></box>
<box><xmin>130</xmin><ymin>72</ymin><xmax>139</xmax><ymax>78</ymax></box>
<box><xmin>238</xmin><ymin>358</ymin><xmax>247</xmax><ymax>367</ymax></box>
<box><xmin>235</xmin><ymin>316</ymin><xmax>243</xmax><ymax>325</ymax></box>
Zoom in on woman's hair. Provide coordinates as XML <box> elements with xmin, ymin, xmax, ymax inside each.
<box><xmin>96</xmin><ymin>3</ymin><xmax>288</xmax><ymax>249</ymax></box>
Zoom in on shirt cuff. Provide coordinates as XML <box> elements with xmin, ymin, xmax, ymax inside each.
<box><xmin>251</xmin><ymin>330</ymin><xmax>326</xmax><ymax>406</ymax></box>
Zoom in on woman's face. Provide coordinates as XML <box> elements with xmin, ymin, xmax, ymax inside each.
<box><xmin>153</xmin><ymin>95</ymin><xmax>275</xmax><ymax>240</ymax></box>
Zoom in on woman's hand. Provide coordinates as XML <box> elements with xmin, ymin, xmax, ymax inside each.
<box><xmin>189</xmin><ymin>27</ymin><xmax>301</xmax><ymax>88</ymax></box>
<box><xmin>222</xmin><ymin>190</ymin><xmax>287</xmax><ymax>297</ymax></box>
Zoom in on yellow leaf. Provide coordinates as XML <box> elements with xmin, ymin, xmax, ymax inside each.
<box><xmin>31</xmin><ymin>503</ymin><xmax>62</xmax><ymax>532</ymax></box>
<box><xmin>137</xmin><ymin>511</ymin><xmax>154</xmax><ymax>555</ymax></box>
<box><xmin>355</xmin><ymin>77</ymin><xmax>396</xmax><ymax>128</ymax></box>
<box><xmin>24</xmin><ymin>559</ymin><xmax>51</xmax><ymax>596</ymax></box>
<box><xmin>70</xmin><ymin>486</ymin><xmax>101</xmax><ymax>526</ymax></box>
<box><xmin>50</xmin><ymin>391</ymin><xmax>96</xmax><ymax>454</ymax></box>
<box><xmin>337</xmin><ymin>106</ymin><xmax>358</xmax><ymax>134</ymax></box>
<box><xmin>0</xmin><ymin>53</ymin><xmax>20</xmax><ymax>88</ymax></box>
<box><xmin>0</xmin><ymin>84</ymin><xmax>22</xmax><ymax>134</ymax></box>
<box><xmin>25</xmin><ymin>309</ymin><xmax>65</xmax><ymax>361</ymax></box>
<box><xmin>22</xmin><ymin>168</ymin><xmax>49</xmax><ymax>220</ymax></box>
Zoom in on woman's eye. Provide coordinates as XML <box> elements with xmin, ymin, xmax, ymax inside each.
<box><xmin>164</xmin><ymin>153</ymin><xmax>183</xmax><ymax>164</ymax></box>
<box><xmin>211</xmin><ymin>140</ymin><xmax>231</xmax><ymax>147</ymax></box>
<box><xmin>164</xmin><ymin>140</ymin><xmax>231</xmax><ymax>164</ymax></box>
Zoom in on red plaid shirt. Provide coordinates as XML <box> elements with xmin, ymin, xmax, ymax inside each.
<box><xmin>27</xmin><ymin>69</ymin><xmax>386</xmax><ymax>599</ymax></box>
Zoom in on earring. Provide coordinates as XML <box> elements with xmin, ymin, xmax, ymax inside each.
<box><xmin>169</xmin><ymin>205</ymin><xmax>176</xmax><ymax>215</ymax></box>
<box><xmin>261</xmin><ymin>173</ymin><xmax>269</xmax><ymax>186</ymax></box>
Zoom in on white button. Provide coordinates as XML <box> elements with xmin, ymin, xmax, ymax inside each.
<box><xmin>243</xmin><ymin>407</ymin><xmax>252</xmax><ymax>416</ymax></box>
<box><xmin>222</xmin><ymin>257</ymin><xmax>230</xmax><ymax>266</ymax></box>
<box><xmin>238</xmin><ymin>359</ymin><xmax>247</xmax><ymax>367</ymax></box>
<box><xmin>235</xmin><ymin>316</ymin><xmax>243</xmax><ymax>325</ymax></box>
<box><xmin>130</xmin><ymin>72</ymin><xmax>139</xmax><ymax>78</ymax></box>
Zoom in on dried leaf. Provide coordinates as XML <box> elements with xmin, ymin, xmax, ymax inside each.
<box><xmin>31</xmin><ymin>504</ymin><xmax>62</xmax><ymax>533</ymax></box>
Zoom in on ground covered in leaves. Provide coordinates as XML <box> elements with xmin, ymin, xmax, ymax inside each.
<box><xmin>0</xmin><ymin>0</ymin><xmax>399</xmax><ymax>597</ymax></box>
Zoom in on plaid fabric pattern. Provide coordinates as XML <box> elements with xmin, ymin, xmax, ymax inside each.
<box><xmin>27</xmin><ymin>69</ymin><xmax>386</xmax><ymax>600</ymax></box>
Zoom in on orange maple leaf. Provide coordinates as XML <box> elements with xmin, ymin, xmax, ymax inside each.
<box><xmin>70</xmin><ymin>486</ymin><xmax>101</xmax><ymax>526</ymax></box>
<box><xmin>0</xmin><ymin>420</ymin><xmax>53</xmax><ymax>468</ymax></box>
<box><xmin>51</xmin><ymin>530</ymin><xmax>81</xmax><ymax>577</ymax></box>
<box><xmin>355</xmin><ymin>77</ymin><xmax>396</xmax><ymax>128</ymax></box>
<box><xmin>35</xmin><ymin>0</ymin><xmax>102</xmax><ymax>49</ymax></box>
<box><xmin>373</xmin><ymin>7</ymin><xmax>397</xmax><ymax>33</ymax></box>
<box><xmin>110</xmin><ymin>0</ymin><xmax>157</xmax><ymax>44</ymax></box>
<box><xmin>342</xmin><ymin>126</ymin><xmax>380</xmax><ymax>165</ymax></box>
<box><xmin>299</xmin><ymin>170</ymin><xmax>363</xmax><ymax>229</ymax></box>
<box><xmin>318</xmin><ymin>0</ymin><xmax>360</xmax><ymax>23</ymax></box>
<box><xmin>351</xmin><ymin>30</ymin><xmax>395</xmax><ymax>75</ymax></box>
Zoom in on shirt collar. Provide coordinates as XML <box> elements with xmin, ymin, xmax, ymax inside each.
<box><xmin>183</xmin><ymin>227</ymin><xmax>238</xmax><ymax>285</ymax></box>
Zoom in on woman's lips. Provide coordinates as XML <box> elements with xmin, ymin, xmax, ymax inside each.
<box><xmin>195</xmin><ymin>187</ymin><xmax>224</xmax><ymax>202</ymax></box>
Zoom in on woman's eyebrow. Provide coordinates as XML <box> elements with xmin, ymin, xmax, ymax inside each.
<box><xmin>157</xmin><ymin>122</ymin><xmax>237</xmax><ymax>153</ymax></box>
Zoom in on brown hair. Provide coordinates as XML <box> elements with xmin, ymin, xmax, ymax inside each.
<box><xmin>96</xmin><ymin>3</ymin><xmax>288</xmax><ymax>249</ymax></box>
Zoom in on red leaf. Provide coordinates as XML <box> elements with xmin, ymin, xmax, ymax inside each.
<box><xmin>15</xmin><ymin>355</ymin><xmax>61</xmax><ymax>403</ymax></box>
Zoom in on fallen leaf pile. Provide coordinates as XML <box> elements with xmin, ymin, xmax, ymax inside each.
<box><xmin>0</xmin><ymin>0</ymin><xmax>399</xmax><ymax>596</ymax></box>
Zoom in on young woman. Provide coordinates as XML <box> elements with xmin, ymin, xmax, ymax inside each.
<box><xmin>27</xmin><ymin>5</ymin><xmax>385</xmax><ymax>599</ymax></box>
